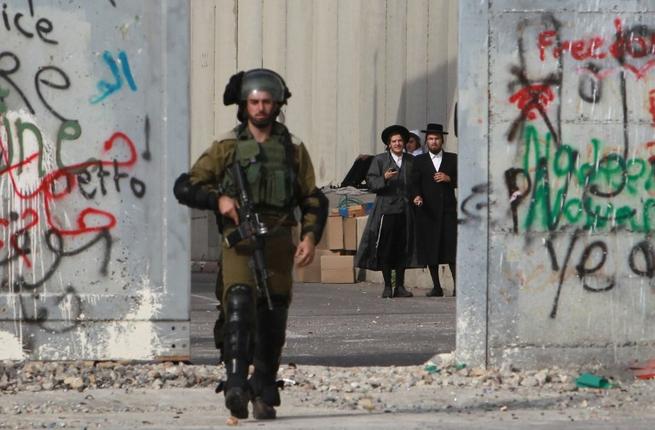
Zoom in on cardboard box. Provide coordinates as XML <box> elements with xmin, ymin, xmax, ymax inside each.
<box><xmin>321</xmin><ymin>255</ymin><xmax>355</xmax><ymax>283</ymax></box>
<box><xmin>343</xmin><ymin>217</ymin><xmax>357</xmax><ymax>251</ymax></box>
<box><xmin>325</xmin><ymin>215</ymin><xmax>344</xmax><ymax>250</ymax></box>
<box><xmin>294</xmin><ymin>249</ymin><xmax>335</xmax><ymax>283</ymax></box>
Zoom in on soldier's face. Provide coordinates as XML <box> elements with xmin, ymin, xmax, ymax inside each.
<box><xmin>246</xmin><ymin>90</ymin><xmax>277</xmax><ymax>128</ymax></box>
<box><xmin>426</xmin><ymin>133</ymin><xmax>444</xmax><ymax>154</ymax></box>
<box><xmin>389</xmin><ymin>134</ymin><xmax>405</xmax><ymax>156</ymax></box>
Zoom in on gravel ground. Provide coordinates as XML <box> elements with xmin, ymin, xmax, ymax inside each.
<box><xmin>1</xmin><ymin>353</ymin><xmax>654</xmax><ymax>429</ymax></box>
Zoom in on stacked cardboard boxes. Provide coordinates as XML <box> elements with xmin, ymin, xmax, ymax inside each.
<box><xmin>293</xmin><ymin>213</ymin><xmax>369</xmax><ymax>284</ymax></box>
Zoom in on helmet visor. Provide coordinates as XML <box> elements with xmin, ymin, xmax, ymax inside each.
<box><xmin>240</xmin><ymin>69</ymin><xmax>286</xmax><ymax>102</ymax></box>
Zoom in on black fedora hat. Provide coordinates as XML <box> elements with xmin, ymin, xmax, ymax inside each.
<box><xmin>381</xmin><ymin>125</ymin><xmax>410</xmax><ymax>145</ymax></box>
<box><xmin>421</xmin><ymin>123</ymin><xmax>449</xmax><ymax>135</ymax></box>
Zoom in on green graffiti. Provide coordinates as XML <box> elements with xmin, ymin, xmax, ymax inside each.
<box><xmin>518</xmin><ymin>125</ymin><xmax>655</xmax><ymax>232</ymax></box>
<box><xmin>56</xmin><ymin>120</ymin><xmax>82</xmax><ymax>169</ymax></box>
<box><xmin>0</xmin><ymin>88</ymin><xmax>83</xmax><ymax>177</ymax></box>
<box><xmin>0</xmin><ymin>85</ymin><xmax>8</xmax><ymax>114</ymax></box>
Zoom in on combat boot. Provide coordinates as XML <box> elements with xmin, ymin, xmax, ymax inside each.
<box><xmin>381</xmin><ymin>285</ymin><xmax>393</xmax><ymax>298</ymax></box>
<box><xmin>252</xmin><ymin>397</ymin><xmax>276</xmax><ymax>419</ymax></box>
<box><xmin>222</xmin><ymin>285</ymin><xmax>255</xmax><ymax>419</ymax></box>
<box><xmin>393</xmin><ymin>285</ymin><xmax>413</xmax><ymax>297</ymax></box>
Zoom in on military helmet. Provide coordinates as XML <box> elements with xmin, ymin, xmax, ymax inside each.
<box><xmin>239</xmin><ymin>69</ymin><xmax>291</xmax><ymax>103</ymax></box>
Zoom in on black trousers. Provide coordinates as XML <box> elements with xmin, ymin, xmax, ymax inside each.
<box><xmin>376</xmin><ymin>212</ymin><xmax>407</xmax><ymax>269</ymax></box>
<box><xmin>377</xmin><ymin>212</ymin><xmax>407</xmax><ymax>287</ymax></box>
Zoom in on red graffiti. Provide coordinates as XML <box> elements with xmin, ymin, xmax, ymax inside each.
<box><xmin>0</xmin><ymin>125</ymin><xmax>138</xmax><ymax>241</ymax></box>
<box><xmin>649</xmin><ymin>90</ymin><xmax>655</xmax><ymax>127</ymax></box>
<box><xmin>646</xmin><ymin>141</ymin><xmax>655</xmax><ymax>164</ymax></box>
<box><xmin>0</xmin><ymin>208</ymin><xmax>39</xmax><ymax>267</ymax></box>
<box><xmin>538</xmin><ymin>18</ymin><xmax>655</xmax><ymax>79</ymax></box>
<box><xmin>508</xmin><ymin>84</ymin><xmax>555</xmax><ymax>120</ymax></box>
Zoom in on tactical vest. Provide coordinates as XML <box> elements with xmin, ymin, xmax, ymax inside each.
<box><xmin>222</xmin><ymin>135</ymin><xmax>295</xmax><ymax>213</ymax></box>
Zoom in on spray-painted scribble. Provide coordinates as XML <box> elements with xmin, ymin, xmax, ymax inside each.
<box><xmin>90</xmin><ymin>51</ymin><xmax>138</xmax><ymax>104</ymax></box>
<box><xmin>495</xmin><ymin>12</ymin><xmax>655</xmax><ymax>322</ymax></box>
<box><xmin>0</xmin><ymin>0</ymin><xmax>185</xmax><ymax>361</ymax></box>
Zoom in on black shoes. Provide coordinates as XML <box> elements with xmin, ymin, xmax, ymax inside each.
<box><xmin>252</xmin><ymin>397</ymin><xmax>277</xmax><ymax>420</ymax></box>
<box><xmin>426</xmin><ymin>287</ymin><xmax>444</xmax><ymax>297</ymax></box>
<box><xmin>382</xmin><ymin>285</ymin><xmax>414</xmax><ymax>298</ymax></box>
<box><xmin>225</xmin><ymin>389</ymin><xmax>278</xmax><ymax>420</ymax></box>
<box><xmin>393</xmin><ymin>285</ymin><xmax>413</xmax><ymax>298</ymax></box>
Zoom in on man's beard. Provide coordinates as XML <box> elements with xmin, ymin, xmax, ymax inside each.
<box><xmin>428</xmin><ymin>147</ymin><xmax>442</xmax><ymax>155</ymax></box>
<box><xmin>249</xmin><ymin>112</ymin><xmax>276</xmax><ymax>129</ymax></box>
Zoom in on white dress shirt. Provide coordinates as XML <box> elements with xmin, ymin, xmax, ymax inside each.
<box><xmin>430</xmin><ymin>150</ymin><xmax>443</xmax><ymax>172</ymax></box>
<box><xmin>391</xmin><ymin>152</ymin><xmax>402</xmax><ymax>169</ymax></box>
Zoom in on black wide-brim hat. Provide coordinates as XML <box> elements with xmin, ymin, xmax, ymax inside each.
<box><xmin>381</xmin><ymin>125</ymin><xmax>410</xmax><ymax>145</ymax></box>
<box><xmin>421</xmin><ymin>123</ymin><xmax>449</xmax><ymax>135</ymax></box>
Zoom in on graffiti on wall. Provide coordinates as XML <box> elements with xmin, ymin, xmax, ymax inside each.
<box><xmin>0</xmin><ymin>0</ymin><xmax>153</xmax><ymax>354</ymax></box>
<box><xmin>494</xmin><ymin>13</ymin><xmax>655</xmax><ymax>319</ymax></box>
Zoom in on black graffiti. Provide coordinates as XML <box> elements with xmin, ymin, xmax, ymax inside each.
<box><xmin>35</xmin><ymin>65</ymin><xmax>71</xmax><ymax>122</ymax></box>
<box><xmin>0</xmin><ymin>51</ymin><xmax>35</xmax><ymax>114</ymax></box>
<box><xmin>629</xmin><ymin>240</ymin><xmax>655</xmax><ymax>278</ymax></box>
<box><xmin>507</xmin><ymin>14</ymin><xmax>563</xmax><ymax>146</ymax></box>
<box><xmin>18</xmin><ymin>285</ymin><xmax>82</xmax><ymax>333</ymax></box>
<box><xmin>575</xmin><ymin>240</ymin><xmax>614</xmax><ymax>292</ymax></box>
<box><xmin>9</xmin><ymin>228</ymin><xmax>112</xmax><ymax>291</ymax></box>
<box><xmin>142</xmin><ymin>115</ymin><xmax>151</xmax><ymax>160</ymax></box>
<box><xmin>547</xmin><ymin>231</ymin><xmax>655</xmax><ymax>318</ymax></box>
<box><xmin>76</xmin><ymin>160</ymin><xmax>147</xmax><ymax>200</ymax></box>
<box><xmin>1</xmin><ymin>0</ymin><xmax>58</xmax><ymax>45</ymax></box>
<box><xmin>578</xmin><ymin>63</ymin><xmax>602</xmax><ymax>103</ymax></box>
<box><xmin>547</xmin><ymin>231</ymin><xmax>579</xmax><ymax>319</ymax></box>
<box><xmin>0</xmin><ymin>51</ymin><xmax>74</xmax><ymax>122</ymax></box>
<box><xmin>459</xmin><ymin>183</ymin><xmax>490</xmax><ymax>224</ymax></box>
<box><xmin>504</xmin><ymin>168</ymin><xmax>531</xmax><ymax>234</ymax></box>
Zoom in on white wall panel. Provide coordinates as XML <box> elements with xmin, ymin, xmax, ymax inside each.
<box><xmin>311</xmin><ymin>0</ymin><xmax>339</xmax><ymax>184</ymax></box>
<box><xmin>191</xmin><ymin>0</ymin><xmax>216</xmax><ymax>163</ymax></box>
<box><xmin>405</xmin><ymin>0</ymin><xmax>430</xmax><ymax>132</ymax></box>
<box><xmin>358</xmin><ymin>1</ymin><xmax>388</xmax><ymax>155</ymax></box>
<box><xmin>336</xmin><ymin>0</ymin><xmax>361</xmax><ymax>167</ymax></box>
<box><xmin>285</xmin><ymin>0</ymin><xmax>314</xmax><ymax>150</ymax></box>
<box><xmin>191</xmin><ymin>0</ymin><xmax>458</xmax><ymax>184</ymax></box>
<box><xmin>385</xmin><ymin>0</ymin><xmax>408</xmax><ymax>126</ymax></box>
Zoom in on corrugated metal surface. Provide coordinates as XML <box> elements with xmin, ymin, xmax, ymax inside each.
<box><xmin>0</xmin><ymin>0</ymin><xmax>190</xmax><ymax>360</ymax></box>
<box><xmin>190</xmin><ymin>0</ymin><xmax>459</xmax><ymax>184</ymax></box>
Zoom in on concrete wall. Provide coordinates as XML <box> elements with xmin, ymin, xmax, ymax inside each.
<box><xmin>459</xmin><ymin>0</ymin><xmax>655</xmax><ymax>368</ymax></box>
<box><xmin>0</xmin><ymin>1</ymin><xmax>190</xmax><ymax>360</ymax></box>
<box><xmin>190</xmin><ymin>0</ymin><xmax>459</xmax><ymax>261</ymax></box>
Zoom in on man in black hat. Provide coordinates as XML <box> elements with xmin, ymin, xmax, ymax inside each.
<box><xmin>411</xmin><ymin>123</ymin><xmax>457</xmax><ymax>297</ymax></box>
<box><xmin>356</xmin><ymin>125</ymin><xmax>420</xmax><ymax>298</ymax></box>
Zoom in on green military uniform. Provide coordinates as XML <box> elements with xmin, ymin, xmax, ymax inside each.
<box><xmin>174</xmin><ymin>67</ymin><xmax>327</xmax><ymax>420</ymax></box>
<box><xmin>174</xmin><ymin>118</ymin><xmax>327</xmax><ymax>420</ymax></box>
<box><xmin>187</xmin><ymin>121</ymin><xmax>324</xmax><ymax>302</ymax></box>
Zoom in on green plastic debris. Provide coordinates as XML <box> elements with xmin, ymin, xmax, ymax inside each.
<box><xmin>454</xmin><ymin>363</ymin><xmax>467</xmax><ymax>370</ymax></box>
<box><xmin>424</xmin><ymin>362</ymin><xmax>440</xmax><ymax>374</ymax></box>
<box><xmin>575</xmin><ymin>372</ymin><xmax>614</xmax><ymax>389</ymax></box>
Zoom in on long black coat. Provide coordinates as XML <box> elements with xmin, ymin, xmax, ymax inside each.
<box><xmin>411</xmin><ymin>151</ymin><xmax>458</xmax><ymax>265</ymax></box>
<box><xmin>355</xmin><ymin>152</ymin><xmax>420</xmax><ymax>270</ymax></box>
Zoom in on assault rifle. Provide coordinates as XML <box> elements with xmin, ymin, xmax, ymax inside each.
<box><xmin>223</xmin><ymin>162</ymin><xmax>273</xmax><ymax>310</ymax></box>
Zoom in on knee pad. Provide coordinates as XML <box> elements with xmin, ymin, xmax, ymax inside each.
<box><xmin>223</xmin><ymin>284</ymin><xmax>255</xmax><ymax>386</ymax></box>
<box><xmin>253</xmin><ymin>295</ymin><xmax>289</xmax><ymax>382</ymax></box>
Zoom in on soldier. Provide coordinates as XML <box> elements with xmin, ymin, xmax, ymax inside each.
<box><xmin>173</xmin><ymin>69</ymin><xmax>328</xmax><ymax>420</ymax></box>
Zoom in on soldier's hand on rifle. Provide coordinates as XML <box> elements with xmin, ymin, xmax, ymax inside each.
<box><xmin>294</xmin><ymin>234</ymin><xmax>316</xmax><ymax>268</ymax></box>
<box><xmin>218</xmin><ymin>195</ymin><xmax>240</xmax><ymax>225</ymax></box>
